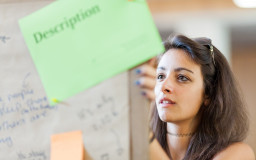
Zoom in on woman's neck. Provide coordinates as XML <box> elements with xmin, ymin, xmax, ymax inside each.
<box><xmin>166</xmin><ymin>132</ymin><xmax>191</xmax><ymax>160</ymax></box>
<box><xmin>166</xmin><ymin>119</ymin><xmax>198</xmax><ymax>160</ymax></box>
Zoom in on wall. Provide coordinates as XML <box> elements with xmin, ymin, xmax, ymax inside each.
<box><xmin>232</xmin><ymin>46</ymin><xmax>256</xmax><ymax>154</ymax></box>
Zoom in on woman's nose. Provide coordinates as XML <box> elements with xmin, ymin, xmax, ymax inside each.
<box><xmin>164</xmin><ymin>88</ymin><xmax>171</xmax><ymax>93</ymax></box>
<box><xmin>161</xmin><ymin>79</ymin><xmax>173</xmax><ymax>94</ymax></box>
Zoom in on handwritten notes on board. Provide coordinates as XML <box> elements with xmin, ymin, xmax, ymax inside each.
<box><xmin>0</xmin><ymin>35</ymin><xmax>10</xmax><ymax>43</ymax></box>
<box><xmin>19</xmin><ymin>0</ymin><xmax>164</xmax><ymax>105</ymax></box>
<box><xmin>0</xmin><ymin>1</ymin><xmax>130</xmax><ymax>160</ymax></box>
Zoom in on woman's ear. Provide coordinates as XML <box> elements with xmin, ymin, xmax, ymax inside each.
<box><xmin>204</xmin><ymin>96</ymin><xmax>210</xmax><ymax>106</ymax></box>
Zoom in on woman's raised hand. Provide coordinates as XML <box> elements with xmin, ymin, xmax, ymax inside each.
<box><xmin>135</xmin><ymin>58</ymin><xmax>157</xmax><ymax>101</ymax></box>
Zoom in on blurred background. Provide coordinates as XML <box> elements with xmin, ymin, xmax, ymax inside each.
<box><xmin>147</xmin><ymin>0</ymin><xmax>256</xmax><ymax>154</ymax></box>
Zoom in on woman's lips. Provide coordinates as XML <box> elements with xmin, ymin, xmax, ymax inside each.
<box><xmin>159</xmin><ymin>98</ymin><xmax>176</xmax><ymax>107</ymax></box>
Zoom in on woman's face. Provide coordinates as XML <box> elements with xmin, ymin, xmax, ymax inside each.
<box><xmin>155</xmin><ymin>49</ymin><xmax>205</xmax><ymax>123</ymax></box>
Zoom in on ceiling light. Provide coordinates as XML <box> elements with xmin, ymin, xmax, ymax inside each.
<box><xmin>233</xmin><ymin>0</ymin><xmax>256</xmax><ymax>8</ymax></box>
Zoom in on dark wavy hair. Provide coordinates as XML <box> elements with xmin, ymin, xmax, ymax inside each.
<box><xmin>150</xmin><ymin>34</ymin><xmax>249</xmax><ymax>159</ymax></box>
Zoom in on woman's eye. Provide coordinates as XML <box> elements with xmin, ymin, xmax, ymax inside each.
<box><xmin>177</xmin><ymin>75</ymin><xmax>190</xmax><ymax>82</ymax></box>
<box><xmin>157</xmin><ymin>74</ymin><xmax>165</xmax><ymax>80</ymax></box>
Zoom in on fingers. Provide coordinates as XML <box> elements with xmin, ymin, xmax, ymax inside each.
<box><xmin>135</xmin><ymin>64</ymin><xmax>156</xmax><ymax>78</ymax></box>
<box><xmin>134</xmin><ymin>57</ymin><xmax>157</xmax><ymax>102</ymax></box>
<box><xmin>135</xmin><ymin>77</ymin><xmax>156</xmax><ymax>90</ymax></box>
<box><xmin>141</xmin><ymin>88</ymin><xmax>155</xmax><ymax>101</ymax></box>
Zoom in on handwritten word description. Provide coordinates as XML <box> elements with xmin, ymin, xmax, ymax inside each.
<box><xmin>0</xmin><ymin>2</ymin><xmax>130</xmax><ymax>160</ymax></box>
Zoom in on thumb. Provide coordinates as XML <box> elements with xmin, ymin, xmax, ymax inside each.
<box><xmin>147</xmin><ymin>57</ymin><xmax>157</xmax><ymax>67</ymax></box>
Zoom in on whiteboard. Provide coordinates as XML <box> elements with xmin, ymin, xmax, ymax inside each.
<box><xmin>0</xmin><ymin>1</ymin><xmax>130</xmax><ymax>159</ymax></box>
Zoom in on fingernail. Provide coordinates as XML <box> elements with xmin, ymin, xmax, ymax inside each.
<box><xmin>135</xmin><ymin>80</ymin><xmax>141</xmax><ymax>86</ymax></box>
<box><xmin>141</xmin><ymin>91</ymin><xmax>147</xmax><ymax>96</ymax></box>
<box><xmin>135</xmin><ymin>69</ymin><xmax>141</xmax><ymax>74</ymax></box>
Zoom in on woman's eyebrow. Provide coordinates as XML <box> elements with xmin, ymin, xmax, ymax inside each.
<box><xmin>174</xmin><ymin>67</ymin><xmax>194</xmax><ymax>74</ymax></box>
<box><xmin>157</xmin><ymin>66</ymin><xmax>166</xmax><ymax>71</ymax></box>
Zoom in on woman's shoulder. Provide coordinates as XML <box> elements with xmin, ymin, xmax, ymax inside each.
<box><xmin>213</xmin><ymin>142</ymin><xmax>255</xmax><ymax>160</ymax></box>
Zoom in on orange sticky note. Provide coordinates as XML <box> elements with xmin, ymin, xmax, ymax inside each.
<box><xmin>51</xmin><ymin>130</ymin><xmax>85</xmax><ymax>160</ymax></box>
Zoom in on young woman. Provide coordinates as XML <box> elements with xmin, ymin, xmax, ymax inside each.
<box><xmin>137</xmin><ymin>34</ymin><xmax>255</xmax><ymax>159</ymax></box>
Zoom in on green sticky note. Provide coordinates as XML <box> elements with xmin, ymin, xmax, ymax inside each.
<box><xmin>19</xmin><ymin>0</ymin><xmax>164</xmax><ymax>105</ymax></box>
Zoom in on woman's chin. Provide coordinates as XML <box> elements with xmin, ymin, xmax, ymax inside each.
<box><xmin>159</xmin><ymin>113</ymin><xmax>177</xmax><ymax>123</ymax></box>
<box><xmin>159</xmin><ymin>114</ymin><xmax>170</xmax><ymax>122</ymax></box>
